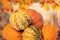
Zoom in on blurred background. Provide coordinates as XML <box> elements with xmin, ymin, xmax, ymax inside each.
<box><xmin>0</xmin><ymin>0</ymin><xmax>60</xmax><ymax>40</ymax></box>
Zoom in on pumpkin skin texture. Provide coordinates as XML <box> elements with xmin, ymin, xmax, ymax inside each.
<box><xmin>22</xmin><ymin>25</ymin><xmax>41</xmax><ymax>40</ymax></box>
<box><xmin>2</xmin><ymin>24</ymin><xmax>22</xmax><ymax>40</ymax></box>
<box><xmin>42</xmin><ymin>24</ymin><xmax>58</xmax><ymax>40</ymax></box>
<box><xmin>26</xmin><ymin>9</ymin><xmax>44</xmax><ymax>29</ymax></box>
<box><xmin>10</xmin><ymin>10</ymin><xmax>31</xmax><ymax>31</ymax></box>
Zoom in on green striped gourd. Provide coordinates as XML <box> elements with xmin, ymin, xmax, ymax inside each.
<box><xmin>10</xmin><ymin>10</ymin><xmax>31</xmax><ymax>31</ymax></box>
<box><xmin>22</xmin><ymin>25</ymin><xmax>42</xmax><ymax>40</ymax></box>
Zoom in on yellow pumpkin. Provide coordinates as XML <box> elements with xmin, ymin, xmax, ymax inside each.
<box><xmin>2</xmin><ymin>24</ymin><xmax>22</xmax><ymax>40</ymax></box>
<box><xmin>22</xmin><ymin>25</ymin><xmax>41</xmax><ymax>40</ymax></box>
<box><xmin>42</xmin><ymin>24</ymin><xmax>58</xmax><ymax>40</ymax></box>
<box><xmin>10</xmin><ymin>10</ymin><xmax>31</xmax><ymax>31</ymax></box>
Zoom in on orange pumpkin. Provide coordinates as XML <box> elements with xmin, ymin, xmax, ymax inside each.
<box><xmin>26</xmin><ymin>9</ymin><xmax>44</xmax><ymax>29</ymax></box>
<box><xmin>24</xmin><ymin>0</ymin><xmax>33</xmax><ymax>5</ymax></box>
<box><xmin>2</xmin><ymin>24</ymin><xmax>22</xmax><ymax>40</ymax></box>
<box><xmin>0</xmin><ymin>0</ymin><xmax>2</xmax><ymax>2</ymax></box>
<box><xmin>2</xmin><ymin>0</ymin><xmax>11</xmax><ymax>8</ymax></box>
<box><xmin>42</xmin><ymin>24</ymin><xmax>58</xmax><ymax>40</ymax></box>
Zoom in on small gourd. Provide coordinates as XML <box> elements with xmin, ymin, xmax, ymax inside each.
<box><xmin>2</xmin><ymin>24</ymin><xmax>22</xmax><ymax>40</ymax></box>
<box><xmin>22</xmin><ymin>25</ymin><xmax>42</xmax><ymax>40</ymax></box>
<box><xmin>42</xmin><ymin>24</ymin><xmax>58</xmax><ymax>40</ymax></box>
<box><xmin>26</xmin><ymin>9</ymin><xmax>44</xmax><ymax>29</ymax></box>
<box><xmin>10</xmin><ymin>10</ymin><xmax>31</xmax><ymax>31</ymax></box>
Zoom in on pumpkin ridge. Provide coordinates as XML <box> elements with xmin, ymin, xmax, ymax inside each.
<box><xmin>10</xmin><ymin>10</ymin><xmax>31</xmax><ymax>31</ymax></box>
<box><xmin>17</xmin><ymin>13</ymin><xmax>27</xmax><ymax>30</ymax></box>
<box><xmin>30</xmin><ymin>25</ymin><xmax>40</xmax><ymax>35</ymax></box>
<box><xmin>12</xmin><ymin>14</ymin><xmax>20</xmax><ymax>30</ymax></box>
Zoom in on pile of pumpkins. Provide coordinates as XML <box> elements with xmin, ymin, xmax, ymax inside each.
<box><xmin>2</xmin><ymin>9</ymin><xmax>58</xmax><ymax>40</ymax></box>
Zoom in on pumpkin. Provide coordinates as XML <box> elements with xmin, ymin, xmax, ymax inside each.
<box><xmin>2</xmin><ymin>24</ymin><xmax>22</xmax><ymax>40</ymax></box>
<box><xmin>26</xmin><ymin>9</ymin><xmax>44</xmax><ymax>29</ymax></box>
<box><xmin>10</xmin><ymin>10</ymin><xmax>31</xmax><ymax>31</ymax></box>
<box><xmin>24</xmin><ymin>0</ymin><xmax>33</xmax><ymax>5</ymax></box>
<box><xmin>0</xmin><ymin>0</ymin><xmax>2</xmax><ymax>2</ymax></box>
<box><xmin>42</xmin><ymin>24</ymin><xmax>58</xmax><ymax>40</ymax></box>
<box><xmin>22</xmin><ymin>25</ymin><xmax>41</xmax><ymax>40</ymax></box>
<box><xmin>2</xmin><ymin>0</ymin><xmax>11</xmax><ymax>9</ymax></box>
